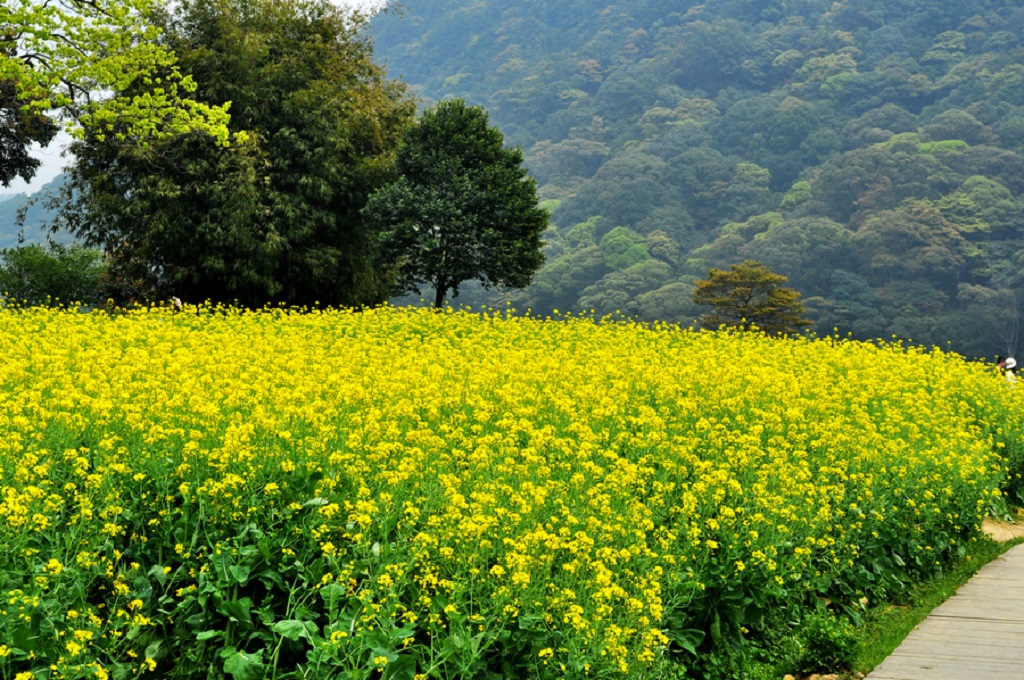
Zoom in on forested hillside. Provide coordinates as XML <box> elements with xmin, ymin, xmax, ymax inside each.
<box><xmin>371</xmin><ymin>0</ymin><xmax>1024</xmax><ymax>359</ymax></box>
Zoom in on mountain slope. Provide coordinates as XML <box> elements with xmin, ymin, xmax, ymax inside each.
<box><xmin>0</xmin><ymin>175</ymin><xmax>67</xmax><ymax>249</ymax></box>
<box><xmin>371</xmin><ymin>0</ymin><xmax>1024</xmax><ymax>358</ymax></box>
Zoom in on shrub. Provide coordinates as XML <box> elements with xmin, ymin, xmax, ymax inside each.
<box><xmin>796</xmin><ymin>610</ymin><xmax>858</xmax><ymax>674</ymax></box>
<box><xmin>0</xmin><ymin>242</ymin><xmax>105</xmax><ymax>307</ymax></box>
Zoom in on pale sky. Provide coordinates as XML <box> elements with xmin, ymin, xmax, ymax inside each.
<box><xmin>1</xmin><ymin>0</ymin><xmax>390</xmax><ymax>197</ymax></box>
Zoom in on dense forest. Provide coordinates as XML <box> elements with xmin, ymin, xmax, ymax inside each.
<box><xmin>370</xmin><ymin>0</ymin><xmax>1024</xmax><ymax>359</ymax></box>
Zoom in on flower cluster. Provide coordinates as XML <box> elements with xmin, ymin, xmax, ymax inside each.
<box><xmin>0</xmin><ymin>304</ymin><xmax>1019</xmax><ymax>679</ymax></box>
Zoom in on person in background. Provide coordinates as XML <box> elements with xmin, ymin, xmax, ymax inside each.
<box><xmin>997</xmin><ymin>356</ymin><xmax>1017</xmax><ymax>384</ymax></box>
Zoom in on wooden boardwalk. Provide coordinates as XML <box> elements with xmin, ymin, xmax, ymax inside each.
<box><xmin>866</xmin><ymin>542</ymin><xmax>1024</xmax><ymax>679</ymax></box>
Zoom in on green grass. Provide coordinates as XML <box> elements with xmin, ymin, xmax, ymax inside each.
<box><xmin>855</xmin><ymin>532</ymin><xmax>1024</xmax><ymax>674</ymax></box>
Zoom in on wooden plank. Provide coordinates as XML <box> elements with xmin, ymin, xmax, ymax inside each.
<box><xmin>888</xmin><ymin>639</ymin><xmax>1024</xmax><ymax>660</ymax></box>
<box><xmin>870</xmin><ymin>653</ymin><xmax>1024</xmax><ymax>679</ymax></box>
<box><xmin>906</xmin><ymin>620</ymin><xmax>1024</xmax><ymax>637</ymax></box>
<box><xmin>942</xmin><ymin>580</ymin><xmax>1024</xmax><ymax>595</ymax></box>
<box><xmin>905</xmin><ymin>630</ymin><xmax>1024</xmax><ymax>647</ymax></box>
<box><xmin>864</xmin><ymin>544</ymin><xmax>1024</xmax><ymax>679</ymax></box>
<box><xmin>926</xmin><ymin>603</ymin><xmax>1024</xmax><ymax>620</ymax></box>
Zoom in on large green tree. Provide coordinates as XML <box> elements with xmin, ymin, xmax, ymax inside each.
<box><xmin>693</xmin><ymin>260</ymin><xmax>812</xmax><ymax>336</ymax></box>
<box><xmin>56</xmin><ymin>0</ymin><xmax>414</xmax><ymax>307</ymax></box>
<box><xmin>363</xmin><ymin>99</ymin><xmax>548</xmax><ymax>309</ymax></box>
<box><xmin>1</xmin><ymin>0</ymin><xmax>231</xmax><ymax>185</ymax></box>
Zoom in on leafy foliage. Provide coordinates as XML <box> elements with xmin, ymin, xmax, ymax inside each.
<box><xmin>693</xmin><ymin>260</ymin><xmax>812</xmax><ymax>336</ymax></box>
<box><xmin>1</xmin><ymin>0</ymin><xmax>232</xmax><ymax>181</ymax></box>
<box><xmin>795</xmin><ymin>611</ymin><xmax>858</xmax><ymax>675</ymax></box>
<box><xmin>364</xmin><ymin>99</ymin><xmax>547</xmax><ymax>308</ymax></box>
<box><xmin>0</xmin><ymin>81</ymin><xmax>58</xmax><ymax>187</ymax></box>
<box><xmin>0</xmin><ymin>243</ymin><xmax>105</xmax><ymax>306</ymax></box>
<box><xmin>55</xmin><ymin>0</ymin><xmax>415</xmax><ymax>307</ymax></box>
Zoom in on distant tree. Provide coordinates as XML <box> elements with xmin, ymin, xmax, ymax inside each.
<box><xmin>364</xmin><ymin>99</ymin><xmax>548</xmax><ymax>309</ymax></box>
<box><xmin>851</xmin><ymin>202</ymin><xmax>967</xmax><ymax>283</ymax></box>
<box><xmin>840</xmin><ymin>104</ymin><xmax>917</xmax><ymax>150</ymax></box>
<box><xmin>739</xmin><ymin>216</ymin><xmax>854</xmax><ymax>296</ymax></box>
<box><xmin>645</xmin><ymin>230</ymin><xmax>683</xmax><ymax>267</ymax></box>
<box><xmin>944</xmin><ymin>283</ymin><xmax>1020</xmax><ymax>360</ymax></box>
<box><xmin>600</xmin><ymin>227</ymin><xmax>649</xmax><ymax>271</ymax></box>
<box><xmin>814</xmin><ymin>270</ymin><xmax>887</xmax><ymax>340</ymax></box>
<box><xmin>0</xmin><ymin>243</ymin><xmax>105</xmax><ymax>306</ymax></box>
<box><xmin>552</xmin><ymin>151</ymin><xmax>671</xmax><ymax>229</ymax></box>
<box><xmin>922</xmin><ymin>109</ymin><xmax>990</xmax><ymax>145</ymax></box>
<box><xmin>809</xmin><ymin>146</ymin><xmax>955</xmax><ymax>223</ymax></box>
<box><xmin>527</xmin><ymin>245</ymin><xmax>608</xmax><ymax>314</ymax></box>
<box><xmin>693</xmin><ymin>260</ymin><xmax>811</xmax><ymax>336</ymax></box>
<box><xmin>637</xmin><ymin>281</ymin><xmax>702</xmax><ymax>324</ymax></box>
<box><xmin>577</xmin><ymin>259</ymin><xmax>672</xmax><ymax>317</ymax></box>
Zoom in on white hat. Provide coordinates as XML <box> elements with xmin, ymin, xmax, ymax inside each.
<box><xmin>1006</xmin><ymin>357</ymin><xmax>1017</xmax><ymax>369</ymax></box>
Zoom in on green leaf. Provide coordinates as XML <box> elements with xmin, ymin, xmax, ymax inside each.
<box><xmin>220</xmin><ymin>597</ymin><xmax>252</xmax><ymax>625</ymax></box>
<box><xmin>320</xmin><ymin>582</ymin><xmax>347</xmax><ymax>609</ymax></box>
<box><xmin>145</xmin><ymin>639</ymin><xmax>164</xmax><ymax>660</ymax></box>
<box><xmin>196</xmin><ymin>630</ymin><xmax>222</xmax><ymax>641</ymax></box>
<box><xmin>666</xmin><ymin>628</ymin><xmax>705</xmax><ymax>656</ymax></box>
<box><xmin>148</xmin><ymin>564</ymin><xmax>169</xmax><ymax>587</ymax></box>
<box><xmin>517</xmin><ymin>614</ymin><xmax>544</xmax><ymax>631</ymax></box>
<box><xmin>223</xmin><ymin>649</ymin><xmax>265</xmax><ymax>680</ymax></box>
<box><xmin>273</xmin><ymin>619</ymin><xmax>317</xmax><ymax>642</ymax></box>
<box><xmin>382</xmin><ymin>654</ymin><xmax>418</xmax><ymax>680</ymax></box>
<box><xmin>229</xmin><ymin>564</ymin><xmax>252</xmax><ymax>584</ymax></box>
<box><xmin>710</xmin><ymin>611</ymin><xmax>722</xmax><ymax>646</ymax></box>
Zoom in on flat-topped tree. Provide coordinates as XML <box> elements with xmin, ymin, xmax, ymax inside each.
<box><xmin>693</xmin><ymin>259</ymin><xmax>812</xmax><ymax>336</ymax></box>
<box><xmin>364</xmin><ymin>98</ymin><xmax>548</xmax><ymax>309</ymax></box>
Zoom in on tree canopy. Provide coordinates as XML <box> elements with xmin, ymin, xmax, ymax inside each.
<box><xmin>0</xmin><ymin>243</ymin><xmax>104</xmax><ymax>307</ymax></box>
<box><xmin>693</xmin><ymin>260</ymin><xmax>811</xmax><ymax>336</ymax></box>
<box><xmin>54</xmin><ymin>0</ymin><xmax>414</xmax><ymax>307</ymax></box>
<box><xmin>364</xmin><ymin>99</ymin><xmax>547</xmax><ymax>309</ymax></box>
<box><xmin>0</xmin><ymin>81</ymin><xmax>58</xmax><ymax>187</ymax></box>
<box><xmin>1</xmin><ymin>0</ymin><xmax>232</xmax><ymax>186</ymax></box>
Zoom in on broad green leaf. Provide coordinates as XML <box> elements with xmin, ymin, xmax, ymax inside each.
<box><xmin>273</xmin><ymin>619</ymin><xmax>316</xmax><ymax>642</ymax></box>
<box><xmin>223</xmin><ymin>649</ymin><xmax>265</xmax><ymax>680</ymax></box>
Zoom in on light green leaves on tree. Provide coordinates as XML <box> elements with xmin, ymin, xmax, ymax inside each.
<box><xmin>2</xmin><ymin>0</ymin><xmax>232</xmax><ymax>147</ymax></box>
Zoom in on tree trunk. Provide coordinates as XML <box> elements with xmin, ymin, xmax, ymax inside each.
<box><xmin>433</xmin><ymin>281</ymin><xmax>446</xmax><ymax>309</ymax></box>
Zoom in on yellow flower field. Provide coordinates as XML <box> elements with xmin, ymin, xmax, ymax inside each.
<box><xmin>0</xmin><ymin>304</ymin><xmax>1020</xmax><ymax>680</ymax></box>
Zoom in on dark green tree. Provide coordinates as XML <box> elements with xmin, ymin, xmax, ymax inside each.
<box><xmin>364</xmin><ymin>99</ymin><xmax>547</xmax><ymax>309</ymax></box>
<box><xmin>56</xmin><ymin>0</ymin><xmax>414</xmax><ymax>307</ymax></box>
<box><xmin>693</xmin><ymin>260</ymin><xmax>812</xmax><ymax>336</ymax></box>
<box><xmin>0</xmin><ymin>243</ymin><xmax>105</xmax><ymax>306</ymax></box>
